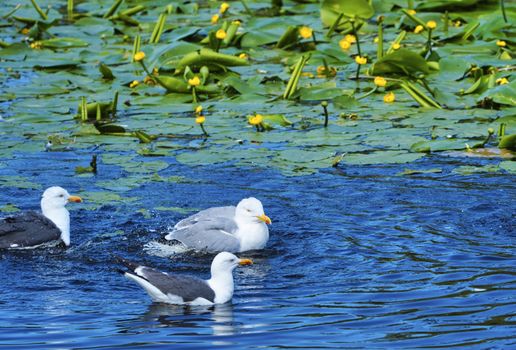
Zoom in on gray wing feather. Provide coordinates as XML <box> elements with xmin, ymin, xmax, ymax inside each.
<box><xmin>0</xmin><ymin>211</ymin><xmax>61</xmax><ymax>248</ymax></box>
<box><xmin>138</xmin><ymin>266</ymin><xmax>215</xmax><ymax>302</ymax></box>
<box><xmin>174</xmin><ymin>206</ymin><xmax>236</xmax><ymax>229</ymax></box>
<box><xmin>167</xmin><ymin>217</ymin><xmax>241</xmax><ymax>252</ymax></box>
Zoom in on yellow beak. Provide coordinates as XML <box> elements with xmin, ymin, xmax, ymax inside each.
<box><xmin>68</xmin><ymin>195</ymin><xmax>82</xmax><ymax>203</ymax></box>
<box><xmin>257</xmin><ymin>214</ymin><xmax>272</xmax><ymax>225</ymax></box>
<box><xmin>239</xmin><ymin>258</ymin><xmax>253</xmax><ymax>266</ymax></box>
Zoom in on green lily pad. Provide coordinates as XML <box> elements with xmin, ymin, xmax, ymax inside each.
<box><xmin>499</xmin><ymin>161</ymin><xmax>516</xmax><ymax>173</ymax></box>
<box><xmin>343</xmin><ymin>151</ymin><xmax>425</xmax><ymax>165</ymax></box>
<box><xmin>369</xmin><ymin>49</ymin><xmax>430</xmax><ymax>76</ymax></box>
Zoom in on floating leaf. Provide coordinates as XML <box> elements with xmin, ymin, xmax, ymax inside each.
<box><xmin>397</xmin><ymin>168</ymin><xmax>443</xmax><ymax>176</ymax></box>
<box><xmin>38</xmin><ymin>37</ymin><xmax>89</xmax><ymax>48</ymax></box>
<box><xmin>499</xmin><ymin>161</ymin><xmax>516</xmax><ymax>173</ymax></box>
<box><xmin>343</xmin><ymin>151</ymin><xmax>425</xmax><ymax>165</ymax></box>
<box><xmin>320</xmin><ymin>0</ymin><xmax>374</xmax><ymax>29</ymax></box>
<box><xmin>478</xmin><ymin>81</ymin><xmax>516</xmax><ymax>106</ymax></box>
<box><xmin>498</xmin><ymin>134</ymin><xmax>516</xmax><ymax>151</ymax></box>
<box><xmin>369</xmin><ymin>49</ymin><xmax>430</xmax><ymax>76</ymax></box>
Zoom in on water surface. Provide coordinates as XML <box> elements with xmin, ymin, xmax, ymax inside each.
<box><xmin>0</xmin><ymin>154</ymin><xmax>514</xmax><ymax>349</ymax></box>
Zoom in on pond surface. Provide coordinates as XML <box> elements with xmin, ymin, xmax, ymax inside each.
<box><xmin>0</xmin><ymin>154</ymin><xmax>514</xmax><ymax>349</ymax></box>
<box><xmin>1</xmin><ymin>0</ymin><xmax>515</xmax><ymax>347</ymax></box>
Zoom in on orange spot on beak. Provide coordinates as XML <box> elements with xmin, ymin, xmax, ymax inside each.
<box><xmin>257</xmin><ymin>214</ymin><xmax>272</xmax><ymax>225</ymax></box>
<box><xmin>68</xmin><ymin>195</ymin><xmax>82</xmax><ymax>203</ymax></box>
<box><xmin>239</xmin><ymin>258</ymin><xmax>253</xmax><ymax>266</ymax></box>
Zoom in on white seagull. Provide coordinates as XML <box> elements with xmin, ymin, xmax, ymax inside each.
<box><xmin>165</xmin><ymin>197</ymin><xmax>272</xmax><ymax>252</ymax></box>
<box><xmin>0</xmin><ymin>186</ymin><xmax>82</xmax><ymax>248</ymax></box>
<box><xmin>120</xmin><ymin>252</ymin><xmax>253</xmax><ymax>305</ymax></box>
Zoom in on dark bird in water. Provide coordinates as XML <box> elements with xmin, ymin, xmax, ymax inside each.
<box><xmin>0</xmin><ymin>186</ymin><xmax>82</xmax><ymax>249</ymax></box>
<box><xmin>119</xmin><ymin>252</ymin><xmax>253</xmax><ymax>305</ymax></box>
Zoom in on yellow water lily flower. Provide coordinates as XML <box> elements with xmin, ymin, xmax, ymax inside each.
<box><xmin>299</xmin><ymin>26</ymin><xmax>313</xmax><ymax>39</ymax></box>
<box><xmin>195</xmin><ymin>105</ymin><xmax>203</xmax><ymax>114</ymax></box>
<box><xmin>374</xmin><ymin>76</ymin><xmax>386</xmax><ymax>87</ymax></box>
<box><xmin>220</xmin><ymin>2</ymin><xmax>230</xmax><ymax>14</ymax></box>
<box><xmin>216</xmin><ymin>29</ymin><xmax>227</xmax><ymax>40</ymax></box>
<box><xmin>339</xmin><ymin>38</ymin><xmax>351</xmax><ymax>50</ymax></box>
<box><xmin>426</xmin><ymin>20</ymin><xmax>437</xmax><ymax>29</ymax></box>
<box><xmin>30</xmin><ymin>41</ymin><xmax>42</xmax><ymax>49</ymax></box>
<box><xmin>188</xmin><ymin>76</ymin><xmax>201</xmax><ymax>87</ymax></box>
<box><xmin>496</xmin><ymin>40</ymin><xmax>507</xmax><ymax>47</ymax></box>
<box><xmin>414</xmin><ymin>25</ymin><xmax>424</xmax><ymax>34</ymax></box>
<box><xmin>355</xmin><ymin>56</ymin><xmax>367</xmax><ymax>65</ymax></box>
<box><xmin>248</xmin><ymin>114</ymin><xmax>263</xmax><ymax>125</ymax></box>
<box><xmin>496</xmin><ymin>77</ymin><xmax>509</xmax><ymax>85</ymax></box>
<box><xmin>407</xmin><ymin>9</ymin><xmax>416</xmax><ymax>15</ymax></box>
<box><xmin>195</xmin><ymin>116</ymin><xmax>206</xmax><ymax>124</ymax></box>
<box><xmin>454</xmin><ymin>20</ymin><xmax>462</xmax><ymax>27</ymax></box>
<box><xmin>344</xmin><ymin>34</ymin><xmax>356</xmax><ymax>43</ymax></box>
<box><xmin>384</xmin><ymin>92</ymin><xmax>395</xmax><ymax>103</ymax></box>
<box><xmin>239</xmin><ymin>53</ymin><xmax>248</xmax><ymax>59</ymax></box>
<box><xmin>129</xmin><ymin>80</ymin><xmax>139</xmax><ymax>88</ymax></box>
<box><xmin>211</xmin><ymin>14</ymin><xmax>219</xmax><ymax>24</ymax></box>
<box><xmin>392</xmin><ymin>43</ymin><xmax>401</xmax><ymax>50</ymax></box>
<box><xmin>134</xmin><ymin>51</ymin><xmax>145</xmax><ymax>61</ymax></box>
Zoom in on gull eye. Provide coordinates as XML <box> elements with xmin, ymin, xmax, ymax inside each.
<box><xmin>59</xmin><ymin>194</ymin><xmax>65</xmax><ymax>197</ymax></box>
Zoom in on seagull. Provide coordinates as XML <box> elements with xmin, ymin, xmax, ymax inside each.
<box><xmin>0</xmin><ymin>186</ymin><xmax>82</xmax><ymax>248</ymax></box>
<box><xmin>119</xmin><ymin>252</ymin><xmax>253</xmax><ymax>305</ymax></box>
<box><xmin>165</xmin><ymin>197</ymin><xmax>272</xmax><ymax>252</ymax></box>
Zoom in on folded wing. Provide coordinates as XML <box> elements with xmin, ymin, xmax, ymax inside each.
<box><xmin>128</xmin><ymin>265</ymin><xmax>216</xmax><ymax>303</ymax></box>
<box><xmin>0</xmin><ymin>211</ymin><xmax>61</xmax><ymax>248</ymax></box>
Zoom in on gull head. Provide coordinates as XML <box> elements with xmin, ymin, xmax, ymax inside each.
<box><xmin>235</xmin><ymin>197</ymin><xmax>272</xmax><ymax>225</ymax></box>
<box><xmin>41</xmin><ymin>186</ymin><xmax>82</xmax><ymax>210</ymax></box>
<box><xmin>211</xmin><ymin>252</ymin><xmax>253</xmax><ymax>275</ymax></box>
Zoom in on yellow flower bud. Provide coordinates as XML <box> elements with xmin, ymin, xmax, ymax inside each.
<box><xmin>129</xmin><ymin>80</ymin><xmax>139</xmax><ymax>88</ymax></box>
<box><xmin>216</xmin><ymin>29</ymin><xmax>227</xmax><ymax>40</ymax></box>
<box><xmin>374</xmin><ymin>76</ymin><xmax>386</xmax><ymax>87</ymax></box>
<box><xmin>414</xmin><ymin>25</ymin><xmax>424</xmax><ymax>34</ymax></box>
<box><xmin>496</xmin><ymin>77</ymin><xmax>509</xmax><ymax>85</ymax></box>
<box><xmin>426</xmin><ymin>20</ymin><xmax>437</xmax><ymax>29</ymax></box>
<box><xmin>195</xmin><ymin>105</ymin><xmax>203</xmax><ymax>114</ymax></box>
<box><xmin>407</xmin><ymin>9</ymin><xmax>416</xmax><ymax>15</ymax></box>
<box><xmin>134</xmin><ymin>51</ymin><xmax>145</xmax><ymax>62</ymax></box>
<box><xmin>220</xmin><ymin>2</ymin><xmax>230</xmax><ymax>14</ymax></box>
<box><xmin>195</xmin><ymin>116</ymin><xmax>206</xmax><ymax>124</ymax></box>
<box><xmin>373</xmin><ymin>37</ymin><xmax>379</xmax><ymax>43</ymax></box>
<box><xmin>496</xmin><ymin>40</ymin><xmax>507</xmax><ymax>47</ymax></box>
<box><xmin>239</xmin><ymin>53</ymin><xmax>248</xmax><ymax>59</ymax></box>
<box><xmin>188</xmin><ymin>76</ymin><xmax>201</xmax><ymax>87</ymax></box>
<box><xmin>299</xmin><ymin>26</ymin><xmax>313</xmax><ymax>39</ymax></box>
<box><xmin>383</xmin><ymin>92</ymin><xmax>395</xmax><ymax>103</ymax></box>
<box><xmin>392</xmin><ymin>43</ymin><xmax>401</xmax><ymax>50</ymax></box>
<box><xmin>248</xmin><ymin>114</ymin><xmax>263</xmax><ymax>126</ymax></box>
<box><xmin>355</xmin><ymin>56</ymin><xmax>367</xmax><ymax>65</ymax></box>
<box><xmin>339</xmin><ymin>38</ymin><xmax>351</xmax><ymax>50</ymax></box>
<box><xmin>211</xmin><ymin>14</ymin><xmax>219</xmax><ymax>24</ymax></box>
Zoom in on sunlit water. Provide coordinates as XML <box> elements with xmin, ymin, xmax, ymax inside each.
<box><xmin>0</xmin><ymin>153</ymin><xmax>514</xmax><ymax>349</ymax></box>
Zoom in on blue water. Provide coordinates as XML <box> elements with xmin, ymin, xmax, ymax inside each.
<box><xmin>0</xmin><ymin>152</ymin><xmax>514</xmax><ymax>349</ymax></box>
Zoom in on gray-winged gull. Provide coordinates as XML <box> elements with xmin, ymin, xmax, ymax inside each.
<box><xmin>119</xmin><ymin>252</ymin><xmax>253</xmax><ymax>305</ymax></box>
<box><xmin>165</xmin><ymin>197</ymin><xmax>271</xmax><ymax>252</ymax></box>
<box><xmin>0</xmin><ymin>186</ymin><xmax>82</xmax><ymax>248</ymax></box>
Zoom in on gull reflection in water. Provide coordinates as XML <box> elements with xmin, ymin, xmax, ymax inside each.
<box><xmin>142</xmin><ymin>302</ymin><xmax>236</xmax><ymax>337</ymax></box>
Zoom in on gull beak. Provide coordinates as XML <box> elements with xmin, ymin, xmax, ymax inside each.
<box><xmin>257</xmin><ymin>214</ymin><xmax>272</xmax><ymax>225</ymax></box>
<box><xmin>238</xmin><ymin>258</ymin><xmax>253</xmax><ymax>266</ymax></box>
<box><xmin>68</xmin><ymin>195</ymin><xmax>82</xmax><ymax>203</ymax></box>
